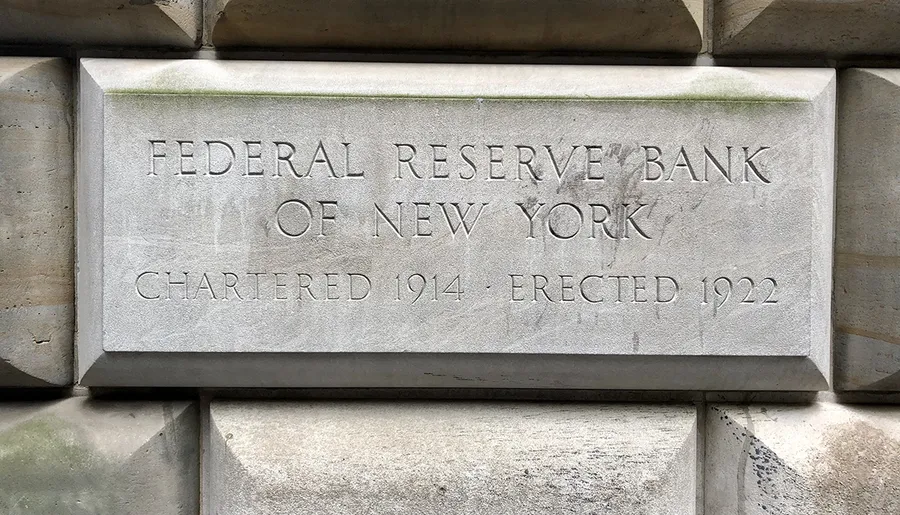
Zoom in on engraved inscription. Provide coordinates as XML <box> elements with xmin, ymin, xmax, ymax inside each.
<box><xmin>134</xmin><ymin>138</ymin><xmax>784</xmax><ymax>315</ymax></box>
<box><xmin>135</xmin><ymin>271</ymin><xmax>372</xmax><ymax>301</ymax></box>
<box><xmin>145</xmin><ymin>140</ymin><xmax>774</xmax><ymax>185</ymax></box>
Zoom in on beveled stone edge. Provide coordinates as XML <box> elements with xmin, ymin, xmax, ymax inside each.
<box><xmin>0</xmin><ymin>397</ymin><xmax>199</xmax><ymax>449</ymax></box>
<box><xmin>157</xmin><ymin>0</ymin><xmax>203</xmax><ymax>48</ymax></box>
<box><xmin>81</xmin><ymin>59</ymin><xmax>832</xmax><ymax>102</ymax></box>
<box><xmin>834</xmin><ymin>331</ymin><xmax>900</xmax><ymax>391</ymax></box>
<box><xmin>808</xmin><ymin>70</ymin><xmax>836</xmax><ymax>392</ymax></box>
<box><xmin>713</xmin><ymin>1</ymin><xmax>900</xmax><ymax>57</ymax></box>
<box><xmin>712</xmin><ymin>0</ymin><xmax>773</xmax><ymax>55</ymax></box>
<box><xmin>76</xmin><ymin>60</ymin><xmax>106</xmax><ymax>385</ymax></box>
<box><xmin>78</xmin><ymin>352</ymin><xmax>829</xmax><ymax>390</ymax></box>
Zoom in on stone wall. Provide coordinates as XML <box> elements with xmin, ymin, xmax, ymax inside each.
<box><xmin>1</xmin><ymin>1</ymin><xmax>899</xmax><ymax>513</ymax></box>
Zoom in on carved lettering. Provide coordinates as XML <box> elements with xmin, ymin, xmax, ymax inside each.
<box><xmin>177</xmin><ymin>140</ymin><xmax>196</xmax><ymax>175</ymax></box>
<box><xmin>742</xmin><ymin>146</ymin><xmax>772</xmax><ymax>183</ymax></box>
<box><xmin>206</xmin><ymin>140</ymin><xmax>235</xmax><ymax>176</ymax></box>
<box><xmin>508</xmin><ymin>274</ymin><xmax>680</xmax><ymax>304</ymax></box>
<box><xmin>374</xmin><ymin>202</ymin><xmax>487</xmax><ymax>238</ymax></box>
<box><xmin>244</xmin><ymin>141</ymin><xmax>264</xmax><ymax>176</ymax></box>
<box><xmin>149</xmin><ymin>140</ymin><xmax>166</xmax><ymax>176</ymax></box>
<box><xmin>518</xmin><ymin>202</ymin><xmax>652</xmax><ymax>240</ymax></box>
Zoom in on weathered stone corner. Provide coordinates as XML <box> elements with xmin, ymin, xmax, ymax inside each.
<box><xmin>0</xmin><ymin>0</ymin><xmax>201</xmax><ymax>48</ymax></box>
<box><xmin>834</xmin><ymin>68</ymin><xmax>900</xmax><ymax>391</ymax></box>
<box><xmin>0</xmin><ymin>398</ymin><xmax>199</xmax><ymax>514</ymax></box>
<box><xmin>153</xmin><ymin>0</ymin><xmax>203</xmax><ymax>48</ymax></box>
<box><xmin>0</xmin><ymin>57</ymin><xmax>73</xmax><ymax>387</ymax></box>
<box><xmin>714</xmin><ymin>0</ymin><xmax>900</xmax><ymax>56</ymax></box>
<box><xmin>706</xmin><ymin>404</ymin><xmax>900</xmax><ymax>514</ymax></box>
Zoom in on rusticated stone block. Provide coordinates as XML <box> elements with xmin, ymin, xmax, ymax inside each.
<box><xmin>0</xmin><ymin>398</ymin><xmax>199</xmax><ymax>514</ymax></box>
<box><xmin>0</xmin><ymin>0</ymin><xmax>200</xmax><ymax>48</ymax></box>
<box><xmin>714</xmin><ymin>0</ymin><xmax>900</xmax><ymax>56</ymax></box>
<box><xmin>0</xmin><ymin>58</ymin><xmax>73</xmax><ymax>387</ymax></box>
<box><xmin>206</xmin><ymin>0</ymin><xmax>703</xmax><ymax>53</ymax></box>
<box><xmin>835</xmin><ymin>69</ymin><xmax>900</xmax><ymax>391</ymax></box>
<box><xmin>706</xmin><ymin>403</ymin><xmax>900</xmax><ymax>514</ymax></box>
<box><xmin>209</xmin><ymin>402</ymin><xmax>698</xmax><ymax>514</ymax></box>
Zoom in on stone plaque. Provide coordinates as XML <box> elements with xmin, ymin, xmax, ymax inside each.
<box><xmin>77</xmin><ymin>60</ymin><xmax>834</xmax><ymax>389</ymax></box>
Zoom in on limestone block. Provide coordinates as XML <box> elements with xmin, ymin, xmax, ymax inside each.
<box><xmin>77</xmin><ymin>60</ymin><xmax>834</xmax><ymax>390</ymax></box>
<box><xmin>0</xmin><ymin>0</ymin><xmax>200</xmax><ymax>48</ymax></box>
<box><xmin>0</xmin><ymin>58</ymin><xmax>73</xmax><ymax>387</ymax></box>
<box><xmin>706</xmin><ymin>403</ymin><xmax>900</xmax><ymax>514</ymax></box>
<box><xmin>206</xmin><ymin>0</ymin><xmax>704</xmax><ymax>53</ymax></box>
<box><xmin>714</xmin><ymin>0</ymin><xmax>900</xmax><ymax>56</ymax></box>
<box><xmin>834</xmin><ymin>69</ymin><xmax>900</xmax><ymax>391</ymax></box>
<box><xmin>209</xmin><ymin>402</ymin><xmax>698</xmax><ymax>514</ymax></box>
<box><xmin>0</xmin><ymin>397</ymin><xmax>199</xmax><ymax>514</ymax></box>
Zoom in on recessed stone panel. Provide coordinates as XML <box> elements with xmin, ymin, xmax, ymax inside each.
<box><xmin>714</xmin><ymin>0</ymin><xmax>900</xmax><ymax>56</ymax></box>
<box><xmin>706</xmin><ymin>403</ymin><xmax>900</xmax><ymax>514</ymax></box>
<box><xmin>206</xmin><ymin>0</ymin><xmax>703</xmax><ymax>53</ymax></box>
<box><xmin>77</xmin><ymin>60</ymin><xmax>834</xmax><ymax>389</ymax></box>
<box><xmin>834</xmin><ymin>69</ymin><xmax>900</xmax><ymax>391</ymax></box>
<box><xmin>0</xmin><ymin>0</ymin><xmax>200</xmax><ymax>48</ymax></box>
<box><xmin>0</xmin><ymin>58</ymin><xmax>73</xmax><ymax>387</ymax></box>
<box><xmin>0</xmin><ymin>398</ymin><xmax>199</xmax><ymax>514</ymax></box>
<box><xmin>209</xmin><ymin>402</ymin><xmax>698</xmax><ymax>514</ymax></box>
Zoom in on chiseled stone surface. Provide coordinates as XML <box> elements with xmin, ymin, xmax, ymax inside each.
<box><xmin>206</xmin><ymin>0</ymin><xmax>703</xmax><ymax>53</ymax></box>
<box><xmin>0</xmin><ymin>0</ymin><xmax>200</xmax><ymax>48</ymax></box>
<box><xmin>0</xmin><ymin>58</ymin><xmax>73</xmax><ymax>387</ymax></box>
<box><xmin>78</xmin><ymin>60</ymin><xmax>834</xmax><ymax>390</ymax></box>
<box><xmin>706</xmin><ymin>403</ymin><xmax>900</xmax><ymax>514</ymax></box>
<box><xmin>834</xmin><ymin>69</ymin><xmax>900</xmax><ymax>391</ymax></box>
<box><xmin>209</xmin><ymin>402</ymin><xmax>697</xmax><ymax>514</ymax></box>
<box><xmin>0</xmin><ymin>397</ymin><xmax>199</xmax><ymax>514</ymax></box>
<box><xmin>714</xmin><ymin>0</ymin><xmax>900</xmax><ymax>56</ymax></box>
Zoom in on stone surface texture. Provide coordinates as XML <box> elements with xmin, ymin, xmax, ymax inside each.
<box><xmin>78</xmin><ymin>59</ymin><xmax>834</xmax><ymax>390</ymax></box>
<box><xmin>0</xmin><ymin>58</ymin><xmax>73</xmax><ymax>387</ymax></box>
<box><xmin>209</xmin><ymin>402</ymin><xmax>697</xmax><ymax>514</ymax></box>
<box><xmin>714</xmin><ymin>0</ymin><xmax>900</xmax><ymax>56</ymax></box>
<box><xmin>835</xmin><ymin>69</ymin><xmax>900</xmax><ymax>391</ymax></box>
<box><xmin>0</xmin><ymin>0</ymin><xmax>200</xmax><ymax>48</ymax></box>
<box><xmin>706</xmin><ymin>403</ymin><xmax>900</xmax><ymax>514</ymax></box>
<box><xmin>206</xmin><ymin>0</ymin><xmax>703</xmax><ymax>53</ymax></box>
<box><xmin>0</xmin><ymin>398</ymin><xmax>199</xmax><ymax>514</ymax></box>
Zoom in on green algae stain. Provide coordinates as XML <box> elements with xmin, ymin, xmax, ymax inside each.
<box><xmin>106</xmin><ymin>89</ymin><xmax>806</xmax><ymax>103</ymax></box>
<box><xmin>0</xmin><ymin>416</ymin><xmax>119</xmax><ymax>515</ymax></box>
<box><xmin>104</xmin><ymin>68</ymin><xmax>807</xmax><ymax>103</ymax></box>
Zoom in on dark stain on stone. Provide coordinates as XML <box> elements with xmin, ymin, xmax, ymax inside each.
<box><xmin>713</xmin><ymin>407</ymin><xmax>809</xmax><ymax>514</ymax></box>
<box><xmin>716</xmin><ymin>407</ymin><xmax>900</xmax><ymax>514</ymax></box>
